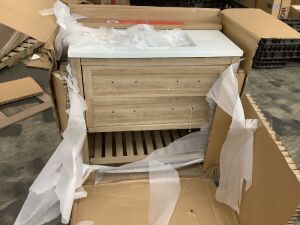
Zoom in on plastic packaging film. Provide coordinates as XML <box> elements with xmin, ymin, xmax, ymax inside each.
<box><xmin>14</xmin><ymin>2</ymin><xmax>257</xmax><ymax>224</ymax></box>
<box><xmin>53</xmin><ymin>1</ymin><xmax>192</xmax><ymax>59</ymax></box>
<box><xmin>207</xmin><ymin>62</ymin><xmax>258</xmax><ymax>213</ymax></box>
<box><xmin>149</xmin><ymin>161</ymin><xmax>180</xmax><ymax>225</ymax></box>
<box><xmin>94</xmin><ymin>130</ymin><xmax>209</xmax><ymax>178</ymax></box>
<box><xmin>14</xmin><ymin>65</ymin><xmax>96</xmax><ymax>225</ymax></box>
<box><xmin>14</xmin><ymin>63</ymin><xmax>257</xmax><ymax>224</ymax></box>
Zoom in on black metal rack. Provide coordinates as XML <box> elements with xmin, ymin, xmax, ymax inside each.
<box><xmin>253</xmin><ymin>38</ymin><xmax>300</xmax><ymax>68</ymax></box>
<box><xmin>130</xmin><ymin>0</ymin><xmax>228</xmax><ymax>9</ymax></box>
<box><xmin>282</xmin><ymin>19</ymin><xmax>300</xmax><ymax>32</ymax></box>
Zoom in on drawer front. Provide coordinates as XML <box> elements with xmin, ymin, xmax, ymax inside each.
<box><xmin>86</xmin><ymin>96</ymin><xmax>209</xmax><ymax>132</ymax></box>
<box><xmin>81</xmin><ymin>59</ymin><xmax>235</xmax><ymax>132</ymax></box>
<box><xmin>82</xmin><ymin>65</ymin><xmax>226</xmax><ymax>98</ymax></box>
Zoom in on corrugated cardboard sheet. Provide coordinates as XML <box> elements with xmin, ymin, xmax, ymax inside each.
<box><xmin>0</xmin><ymin>0</ymin><xmax>57</xmax><ymax>42</ymax></box>
<box><xmin>72</xmin><ymin>178</ymin><xmax>240</xmax><ymax>225</ymax></box>
<box><xmin>0</xmin><ymin>24</ymin><xmax>27</xmax><ymax>59</ymax></box>
<box><xmin>203</xmin><ymin>95</ymin><xmax>300</xmax><ymax>225</ymax></box>
<box><xmin>52</xmin><ymin>71</ymin><xmax>70</xmax><ymax>131</ymax></box>
<box><xmin>0</xmin><ymin>77</ymin><xmax>43</xmax><ymax>105</ymax></box>
<box><xmin>222</xmin><ymin>8</ymin><xmax>300</xmax><ymax>73</ymax></box>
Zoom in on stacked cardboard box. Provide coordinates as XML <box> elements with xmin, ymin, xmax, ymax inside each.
<box><xmin>233</xmin><ymin>0</ymin><xmax>291</xmax><ymax>19</ymax></box>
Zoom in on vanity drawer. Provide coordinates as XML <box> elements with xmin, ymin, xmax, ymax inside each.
<box><xmin>82</xmin><ymin>65</ymin><xmax>226</xmax><ymax>98</ymax></box>
<box><xmin>86</xmin><ymin>96</ymin><xmax>209</xmax><ymax>132</ymax></box>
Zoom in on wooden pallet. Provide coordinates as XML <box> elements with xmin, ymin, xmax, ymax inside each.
<box><xmin>0</xmin><ymin>38</ymin><xmax>42</xmax><ymax>70</ymax></box>
<box><xmin>90</xmin><ymin>129</ymin><xmax>196</xmax><ymax>164</ymax></box>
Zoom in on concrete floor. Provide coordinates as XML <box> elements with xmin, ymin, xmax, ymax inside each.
<box><xmin>0</xmin><ymin>62</ymin><xmax>299</xmax><ymax>224</ymax></box>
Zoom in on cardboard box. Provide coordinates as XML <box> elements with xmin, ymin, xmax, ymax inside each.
<box><xmin>70</xmin><ymin>95</ymin><xmax>300</xmax><ymax>225</ymax></box>
<box><xmin>292</xmin><ymin>0</ymin><xmax>300</xmax><ymax>4</ymax></box>
<box><xmin>0</xmin><ymin>2</ymin><xmax>299</xmax><ymax>225</ymax></box>
<box><xmin>255</xmin><ymin>0</ymin><xmax>291</xmax><ymax>18</ymax></box>
<box><xmin>51</xmin><ymin>71</ymin><xmax>70</xmax><ymax>131</ymax></box>
<box><xmin>221</xmin><ymin>8</ymin><xmax>300</xmax><ymax>72</ymax></box>
<box><xmin>289</xmin><ymin>5</ymin><xmax>300</xmax><ymax>18</ymax></box>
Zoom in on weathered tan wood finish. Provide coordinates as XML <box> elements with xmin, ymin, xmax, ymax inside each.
<box><xmin>81</xmin><ymin>58</ymin><xmax>237</xmax><ymax>132</ymax></box>
<box><xmin>70</xmin><ymin>56</ymin><xmax>239</xmax><ymax>162</ymax></box>
<box><xmin>90</xmin><ymin>129</ymin><xmax>192</xmax><ymax>165</ymax></box>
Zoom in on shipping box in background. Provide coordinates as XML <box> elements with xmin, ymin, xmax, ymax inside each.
<box><xmin>289</xmin><ymin>4</ymin><xmax>300</xmax><ymax>18</ymax></box>
<box><xmin>0</xmin><ymin>1</ymin><xmax>299</xmax><ymax>225</ymax></box>
<box><xmin>221</xmin><ymin>8</ymin><xmax>300</xmax><ymax>70</ymax></box>
<box><xmin>234</xmin><ymin>0</ymin><xmax>256</xmax><ymax>7</ymax></box>
<box><xmin>233</xmin><ymin>0</ymin><xmax>291</xmax><ymax>19</ymax></box>
<box><xmin>255</xmin><ymin>0</ymin><xmax>291</xmax><ymax>18</ymax></box>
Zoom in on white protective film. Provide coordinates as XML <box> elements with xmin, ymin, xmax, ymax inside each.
<box><xmin>207</xmin><ymin>62</ymin><xmax>258</xmax><ymax>213</ymax></box>
<box><xmin>14</xmin><ymin>66</ymin><xmax>95</xmax><ymax>225</ymax></box>
<box><xmin>95</xmin><ymin>129</ymin><xmax>209</xmax><ymax>177</ymax></box>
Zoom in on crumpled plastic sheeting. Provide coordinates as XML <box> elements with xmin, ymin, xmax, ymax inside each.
<box><xmin>53</xmin><ymin>1</ymin><xmax>192</xmax><ymax>59</ymax></box>
<box><xmin>95</xmin><ymin>129</ymin><xmax>209</xmax><ymax>177</ymax></box>
<box><xmin>207</xmin><ymin>62</ymin><xmax>258</xmax><ymax>213</ymax></box>
<box><xmin>14</xmin><ymin>65</ymin><xmax>95</xmax><ymax>225</ymax></box>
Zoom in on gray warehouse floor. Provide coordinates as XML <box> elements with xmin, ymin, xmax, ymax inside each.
<box><xmin>0</xmin><ymin>62</ymin><xmax>299</xmax><ymax>224</ymax></box>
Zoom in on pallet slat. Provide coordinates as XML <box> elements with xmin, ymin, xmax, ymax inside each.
<box><xmin>94</xmin><ymin>133</ymin><xmax>102</xmax><ymax>157</ymax></box>
<box><xmin>90</xmin><ymin>129</ymin><xmax>190</xmax><ymax>165</ymax></box>
<box><xmin>125</xmin><ymin>132</ymin><xmax>134</xmax><ymax>156</ymax></box>
<box><xmin>144</xmin><ymin>131</ymin><xmax>154</xmax><ymax>154</ymax></box>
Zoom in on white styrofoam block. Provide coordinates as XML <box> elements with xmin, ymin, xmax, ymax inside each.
<box><xmin>68</xmin><ymin>30</ymin><xmax>243</xmax><ymax>58</ymax></box>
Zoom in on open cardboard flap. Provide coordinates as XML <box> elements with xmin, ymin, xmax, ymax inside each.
<box><xmin>72</xmin><ymin>178</ymin><xmax>240</xmax><ymax>225</ymax></box>
<box><xmin>71</xmin><ymin>95</ymin><xmax>300</xmax><ymax>225</ymax></box>
<box><xmin>221</xmin><ymin>8</ymin><xmax>300</xmax><ymax>73</ymax></box>
<box><xmin>0</xmin><ymin>77</ymin><xmax>44</xmax><ymax>105</ymax></box>
<box><xmin>0</xmin><ymin>0</ymin><xmax>57</xmax><ymax>43</ymax></box>
<box><xmin>204</xmin><ymin>95</ymin><xmax>300</xmax><ymax>225</ymax></box>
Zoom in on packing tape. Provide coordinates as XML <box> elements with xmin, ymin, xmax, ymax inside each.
<box><xmin>76</xmin><ymin>221</ymin><xmax>94</xmax><ymax>225</ymax></box>
<box><xmin>38</xmin><ymin>8</ymin><xmax>54</xmax><ymax>16</ymax></box>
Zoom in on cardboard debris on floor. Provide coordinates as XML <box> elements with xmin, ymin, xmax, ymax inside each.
<box><xmin>24</xmin><ymin>54</ymin><xmax>52</xmax><ymax>69</ymax></box>
<box><xmin>0</xmin><ymin>77</ymin><xmax>52</xmax><ymax>129</ymax></box>
<box><xmin>0</xmin><ymin>38</ymin><xmax>43</xmax><ymax>71</ymax></box>
<box><xmin>0</xmin><ymin>77</ymin><xmax>44</xmax><ymax>105</ymax></box>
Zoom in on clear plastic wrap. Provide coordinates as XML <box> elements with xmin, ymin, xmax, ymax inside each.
<box><xmin>53</xmin><ymin>1</ymin><xmax>192</xmax><ymax>59</ymax></box>
<box><xmin>207</xmin><ymin>62</ymin><xmax>258</xmax><ymax>213</ymax></box>
<box><xmin>14</xmin><ymin>65</ymin><xmax>95</xmax><ymax>225</ymax></box>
